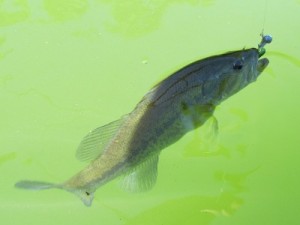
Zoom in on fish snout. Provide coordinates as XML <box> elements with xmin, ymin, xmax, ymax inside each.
<box><xmin>257</xmin><ymin>58</ymin><xmax>269</xmax><ymax>73</ymax></box>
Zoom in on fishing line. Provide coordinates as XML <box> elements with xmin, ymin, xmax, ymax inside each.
<box><xmin>258</xmin><ymin>0</ymin><xmax>272</xmax><ymax>56</ymax></box>
<box><xmin>261</xmin><ymin>0</ymin><xmax>269</xmax><ymax>34</ymax></box>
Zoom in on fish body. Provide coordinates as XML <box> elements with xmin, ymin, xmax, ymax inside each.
<box><xmin>16</xmin><ymin>48</ymin><xmax>269</xmax><ymax>206</ymax></box>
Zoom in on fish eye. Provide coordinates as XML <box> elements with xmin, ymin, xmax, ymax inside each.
<box><xmin>233</xmin><ymin>59</ymin><xmax>243</xmax><ymax>70</ymax></box>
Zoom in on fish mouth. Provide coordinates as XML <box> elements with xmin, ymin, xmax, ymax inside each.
<box><xmin>257</xmin><ymin>58</ymin><xmax>269</xmax><ymax>73</ymax></box>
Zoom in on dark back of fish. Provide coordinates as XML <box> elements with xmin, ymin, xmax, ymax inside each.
<box><xmin>126</xmin><ymin>48</ymin><xmax>265</xmax><ymax>165</ymax></box>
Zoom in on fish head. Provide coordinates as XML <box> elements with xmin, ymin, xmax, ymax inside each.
<box><xmin>209</xmin><ymin>48</ymin><xmax>269</xmax><ymax>102</ymax></box>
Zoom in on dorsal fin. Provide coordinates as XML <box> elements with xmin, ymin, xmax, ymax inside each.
<box><xmin>76</xmin><ymin>116</ymin><xmax>127</xmax><ymax>162</ymax></box>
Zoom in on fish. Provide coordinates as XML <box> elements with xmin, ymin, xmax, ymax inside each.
<box><xmin>15</xmin><ymin>41</ymin><xmax>271</xmax><ymax>207</ymax></box>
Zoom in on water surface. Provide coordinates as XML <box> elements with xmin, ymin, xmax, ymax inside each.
<box><xmin>1</xmin><ymin>1</ymin><xmax>300</xmax><ymax>225</ymax></box>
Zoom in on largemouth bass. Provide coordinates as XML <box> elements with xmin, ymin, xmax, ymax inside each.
<box><xmin>15</xmin><ymin>38</ymin><xmax>271</xmax><ymax>207</ymax></box>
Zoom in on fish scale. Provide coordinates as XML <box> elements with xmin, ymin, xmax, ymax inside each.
<box><xmin>15</xmin><ymin>39</ymin><xmax>271</xmax><ymax>206</ymax></box>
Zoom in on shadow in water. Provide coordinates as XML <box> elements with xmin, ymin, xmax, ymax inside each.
<box><xmin>0</xmin><ymin>1</ymin><xmax>29</xmax><ymax>26</ymax></box>
<box><xmin>0</xmin><ymin>36</ymin><xmax>13</xmax><ymax>62</ymax></box>
<box><xmin>43</xmin><ymin>0</ymin><xmax>88</xmax><ymax>21</ymax></box>
<box><xmin>124</xmin><ymin>192</ymin><xmax>242</xmax><ymax>225</ymax></box>
<box><xmin>1</xmin><ymin>0</ymin><xmax>215</xmax><ymax>37</ymax></box>
<box><xmin>98</xmin><ymin>0</ymin><xmax>215</xmax><ymax>37</ymax></box>
<box><xmin>268</xmin><ymin>51</ymin><xmax>300</xmax><ymax>67</ymax></box>
<box><xmin>105</xmin><ymin>169</ymin><xmax>256</xmax><ymax>225</ymax></box>
<box><xmin>0</xmin><ymin>152</ymin><xmax>17</xmax><ymax>167</ymax></box>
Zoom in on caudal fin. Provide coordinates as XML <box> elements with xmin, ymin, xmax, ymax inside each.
<box><xmin>15</xmin><ymin>180</ymin><xmax>57</xmax><ymax>190</ymax></box>
<box><xmin>15</xmin><ymin>180</ymin><xmax>94</xmax><ymax>207</ymax></box>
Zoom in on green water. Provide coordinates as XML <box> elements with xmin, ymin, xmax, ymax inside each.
<box><xmin>1</xmin><ymin>0</ymin><xmax>300</xmax><ymax>224</ymax></box>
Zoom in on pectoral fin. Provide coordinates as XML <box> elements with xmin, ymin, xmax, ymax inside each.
<box><xmin>184</xmin><ymin>115</ymin><xmax>219</xmax><ymax>157</ymax></box>
<box><xmin>201</xmin><ymin>115</ymin><xmax>219</xmax><ymax>139</ymax></box>
<box><xmin>121</xmin><ymin>154</ymin><xmax>159</xmax><ymax>193</ymax></box>
<box><xmin>76</xmin><ymin>116</ymin><xmax>127</xmax><ymax>162</ymax></box>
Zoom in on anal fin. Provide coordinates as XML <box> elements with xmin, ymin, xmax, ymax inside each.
<box><xmin>121</xmin><ymin>154</ymin><xmax>159</xmax><ymax>193</ymax></box>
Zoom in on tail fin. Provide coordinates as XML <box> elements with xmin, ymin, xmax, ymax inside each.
<box><xmin>15</xmin><ymin>180</ymin><xmax>57</xmax><ymax>190</ymax></box>
<box><xmin>15</xmin><ymin>180</ymin><xmax>94</xmax><ymax>207</ymax></box>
